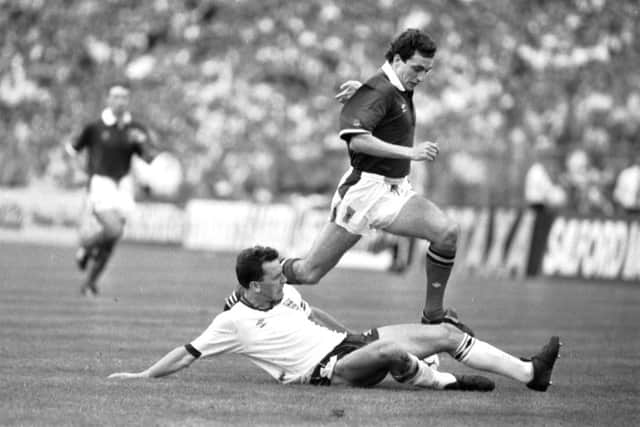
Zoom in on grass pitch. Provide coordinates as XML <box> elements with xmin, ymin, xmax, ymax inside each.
<box><xmin>1</xmin><ymin>242</ymin><xmax>638</xmax><ymax>426</ymax></box>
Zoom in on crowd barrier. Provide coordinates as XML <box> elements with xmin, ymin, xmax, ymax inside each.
<box><xmin>1</xmin><ymin>188</ymin><xmax>638</xmax><ymax>282</ymax></box>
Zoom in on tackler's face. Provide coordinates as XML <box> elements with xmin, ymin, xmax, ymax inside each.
<box><xmin>392</xmin><ymin>52</ymin><xmax>434</xmax><ymax>91</ymax></box>
<box><xmin>256</xmin><ymin>259</ymin><xmax>286</xmax><ymax>302</ymax></box>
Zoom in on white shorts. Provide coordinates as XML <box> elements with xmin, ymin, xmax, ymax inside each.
<box><xmin>329</xmin><ymin>168</ymin><xmax>416</xmax><ymax>235</ymax></box>
<box><xmin>88</xmin><ymin>174</ymin><xmax>135</xmax><ymax>217</ymax></box>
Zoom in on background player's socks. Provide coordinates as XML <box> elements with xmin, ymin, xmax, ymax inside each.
<box><xmin>281</xmin><ymin>257</ymin><xmax>302</xmax><ymax>284</ymax></box>
<box><xmin>454</xmin><ymin>334</ymin><xmax>533</xmax><ymax>383</ymax></box>
<box><xmin>423</xmin><ymin>245</ymin><xmax>456</xmax><ymax>319</ymax></box>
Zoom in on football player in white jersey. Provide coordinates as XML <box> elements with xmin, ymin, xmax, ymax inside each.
<box><xmin>109</xmin><ymin>246</ymin><xmax>560</xmax><ymax>392</ymax></box>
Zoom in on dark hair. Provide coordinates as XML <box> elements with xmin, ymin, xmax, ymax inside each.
<box><xmin>235</xmin><ymin>246</ymin><xmax>280</xmax><ymax>288</ymax></box>
<box><xmin>107</xmin><ymin>81</ymin><xmax>131</xmax><ymax>93</ymax></box>
<box><xmin>384</xmin><ymin>28</ymin><xmax>437</xmax><ymax>62</ymax></box>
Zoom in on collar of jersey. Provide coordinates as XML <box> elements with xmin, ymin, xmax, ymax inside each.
<box><xmin>101</xmin><ymin>108</ymin><xmax>132</xmax><ymax>126</ymax></box>
<box><xmin>381</xmin><ymin>61</ymin><xmax>406</xmax><ymax>92</ymax></box>
<box><xmin>240</xmin><ymin>295</ymin><xmax>283</xmax><ymax>311</ymax></box>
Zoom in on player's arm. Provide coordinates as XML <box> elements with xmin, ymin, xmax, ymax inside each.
<box><xmin>108</xmin><ymin>345</ymin><xmax>196</xmax><ymax>379</ymax></box>
<box><xmin>308</xmin><ymin>306</ymin><xmax>353</xmax><ymax>333</ymax></box>
<box><xmin>350</xmin><ymin>134</ymin><xmax>439</xmax><ymax>162</ymax></box>
<box><xmin>129</xmin><ymin>124</ymin><xmax>156</xmax><ymax>163</ymax></box>
<box><xmin>340</xmin><ymin>86</ymin><xmax>440</xmax><ymax>161</ymax></box>
<box><xmin>65</xmin><ymin>123</ymin><xmax>93</xmax><ymax>157</ymax></box>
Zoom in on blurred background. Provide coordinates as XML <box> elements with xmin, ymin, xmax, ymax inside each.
<box><xmin>1</xmin><ymin>0</ymin><xmax>639</xmax><ymax>212</ymax></box>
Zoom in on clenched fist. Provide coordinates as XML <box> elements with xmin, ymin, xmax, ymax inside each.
<box><xmin>410</xmin><ymin>141</ymin><xmax>439</xmax><ymax>161</ymax></box>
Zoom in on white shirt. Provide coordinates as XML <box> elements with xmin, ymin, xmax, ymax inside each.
<box><xmin>189</xmin><ymin>285</ymin><xmax>346</xmax><ymax>384</ymax></box>
<box><xmin>613</xmin><ymin>165</ymin><xmax>640</xmax><ymax>209</ymax></box>
<box><xmin>524</xmin><ymin>163</ymin><xmax>566</xmax><ymax>207</ymax></box>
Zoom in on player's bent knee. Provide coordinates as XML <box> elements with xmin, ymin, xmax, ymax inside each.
<box><xmin>102</xmin><ymin>223</ymin><xmax>124</xmax><ymax>241</ymax></box>
<box><xmin>374</xmin><ymin>341</ymin><xmax>406</xmax><ymax>363</ymax></box>
<box><xmin>440</xmin><ymin>324</ymin><xmax>466</xmax><ymax>353</ymax></box>
<box><xmin>433</xmin><ymin>222</ymin><xmax>460</xmax><ymax>249</ymax></box>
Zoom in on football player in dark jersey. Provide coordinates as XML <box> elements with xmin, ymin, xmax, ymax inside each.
<box><xmin>224</xmin><ymin>29</ymin><xmax>470</xmax><ymax>336</ymax></box>
<box><xmin>66</xmin><ymin>83</ymin><xmax>155</xmax><ymax>296</ymax></box>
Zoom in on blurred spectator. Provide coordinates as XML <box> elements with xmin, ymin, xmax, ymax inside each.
<box><xmin>613</xmin><ymin>152</ymin><xmax>640</xmax><ymax>215</ymax></box>
<box><xmin>524</xmin><ymin>142</ymin><xmax>566</xmax><ymax>212</ymax></box>
<box><xmin>1</xmin><ymin>1</ymin><xmax>639</xmax><ymax>206</ymax></box>
<box><xmin>563</xmin><ymin>148</ymin><xmax>614</xmax><ymax>215</ymax></box>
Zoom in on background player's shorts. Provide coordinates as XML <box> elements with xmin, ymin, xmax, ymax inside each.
<box><xmin>88</xmin><ymin>174</ymin><xmax>136</xmax><ymax>217</ymax></box>
<box><xmin>330</xmin><ymin>168</ymin><xmax>416</xmax><ymax>235</ymax></box>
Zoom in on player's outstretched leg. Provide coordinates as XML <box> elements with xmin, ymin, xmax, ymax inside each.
<box><xmin>452</xmin><ymin>333</ymin><xmax>561</xmax><ymax>392</ymax></box>
<box><xmin>334</xmin><ymin>341</ymin><xmax>494</xmax><ymax>392</ymax></box>
<box><xmin>283</xmin><ymin>222</ymin><xmax>361</xmax><ymax>284</ymax></box>
<box><xmin>384</xmin><ymin>197</ymin><xmax>472</xmax><ymax>335</ymax></box>
<box><xmin>378</xmin><ymin>324</ymin><xmax>560</xmax><ymax>392</ymax></box>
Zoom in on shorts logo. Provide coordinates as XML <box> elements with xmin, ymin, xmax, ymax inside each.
<box><xmin>432</xmin><ymin>282</ymin><xmax>442</xmax><ymax>288</ymax></box>
<box><xmin>352</xmin><ymin>119</ymin><xmax>361</xmax><ymax>127</ymax></box>
<box><xmin>343</xmin><ymin>206</ymin><xmax>355</xmax><ymax>223</ymax></box>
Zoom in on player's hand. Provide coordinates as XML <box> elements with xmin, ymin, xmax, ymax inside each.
<box><xmin>335</xmin><ymin>80</ymin><xmax>362</xmax><ymax>104</ymax></box>
<box><xmin>128</xmin><ymin>128</ymin><xmax>147</xmax><ymax>143</ymax></box>
<box><xmin>410</xmin><ymin>141</ymin><xmax>439</xmax><ymax>161</ymax></box>
<box><xmin>108</xmin><ymin>372</ymin><xmax>146</xmax><ymax>379</ymax></box>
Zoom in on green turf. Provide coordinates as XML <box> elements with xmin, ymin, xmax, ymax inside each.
<box><xmin>1</xmin><ymin>242</ymin><xmax>638</xmax><ymax>426</ymax></box>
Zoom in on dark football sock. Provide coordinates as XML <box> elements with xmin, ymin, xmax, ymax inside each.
<box><xmin>423</xmin><ymin>245</ymin><xmax>456</xmax><ymax>319</ymax></box>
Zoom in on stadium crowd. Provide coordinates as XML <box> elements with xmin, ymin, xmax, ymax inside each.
<box><xmin>1</xmin><ymin>0</ymin><xmax>639</xmax><ymax>213</ymax></box>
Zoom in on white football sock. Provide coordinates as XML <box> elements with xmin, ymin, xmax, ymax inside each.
<box><xmin>455</xmin><ymin>335</ymin><xmax>533</xmax><ymax>383</ymax></box>
<box><xmin>402</xmin><ymin>354</ymin><xmax>457</xmax><ymax>389</ymax></box>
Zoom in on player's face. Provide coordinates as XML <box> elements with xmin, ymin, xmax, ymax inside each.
<box><xmin>107</xmin><ymin>87</ymin><xmax>130</xmax><ymax>117</ymax></box>
<box><xmin>258</xmin><ymin>259</ymin><xmax>285</xmax><ymax>302</ymax></box>
<box><xmin>392</xmin><ymin>52</ymin><xmax>433</xmax><ymax>91</ymax></box>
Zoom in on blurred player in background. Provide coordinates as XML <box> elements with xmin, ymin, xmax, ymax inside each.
<box><xmin>109</xmin><ymin>246</ymin><xmax>560</xmax><ymax>393</ymax></box>
<box><xmin>66</xmin><ymin>83</ymin><xmax>156</xmax><ymax>296</ymax></box>
<box><xmin>225</xmin><ymin>29</ymin><xmax>470</xmax><ymax>336</ymax></box>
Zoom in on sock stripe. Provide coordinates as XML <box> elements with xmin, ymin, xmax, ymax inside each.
<box><xmin>426</xmin><ymin>248</ymin><xmax>455</xmax><ymax>265</ymax></box>
<box><xmin>453</xmin><ymin>334</ymin><xmax>476</xmax><ymax>362</ymax></box>
<box><xmin>426</xmin><ymin>254</ymin><xmax>453</xmax><ymax>268</ymax></box>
